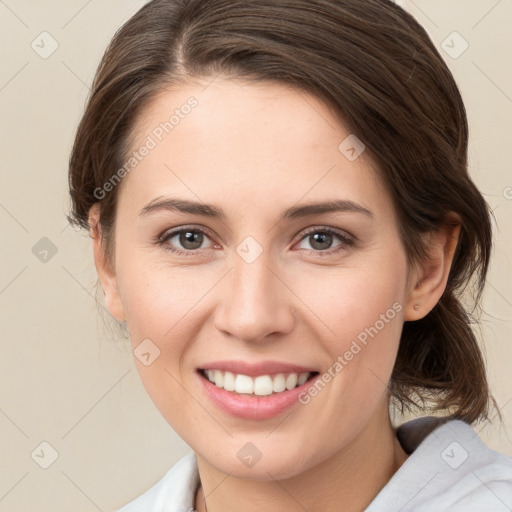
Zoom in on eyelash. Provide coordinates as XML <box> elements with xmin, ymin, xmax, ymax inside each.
<box><xmin>156</xmin><ymin>225</ymin><xmax>355</xmax><ymax>257</ymax></box>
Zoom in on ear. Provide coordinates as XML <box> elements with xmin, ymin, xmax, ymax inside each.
<box><xmin>404</xmin><ymin>214</ymin><xmax>461</xmax><ymax>321</ymax></box>
<box><xmin>88</xmin><ymin>204</ymin><xmax>126</xmax><ymax>323</ymax></box>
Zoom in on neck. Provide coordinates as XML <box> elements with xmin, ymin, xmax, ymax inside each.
<box><xmin>195</xmin><ymin>406</ymin><xmax>409</xmax><ymax>512</ymax></box>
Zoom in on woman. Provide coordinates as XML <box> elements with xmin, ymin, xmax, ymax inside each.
<box><xmin>67</xmin><ymin>0</ymin><xmax>512</xmax><ymax>510</ymax></box>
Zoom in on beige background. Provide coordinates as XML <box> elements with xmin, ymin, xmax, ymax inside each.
<box><xmin>0</xmin><ymin>0</ymin><xmax>510</xmax><ymax>510</ymax></box>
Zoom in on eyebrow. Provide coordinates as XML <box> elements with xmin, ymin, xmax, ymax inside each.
<box><xmin>138</xmin><ymin>196</ymin><xmax>373</xmax><ymax>221</ymax></box>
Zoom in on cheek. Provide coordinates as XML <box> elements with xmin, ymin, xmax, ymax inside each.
<box><xmin>118</xmin><ymin>257</ymin><xmax>203</xmax><ymax>340</ymax></box>
<box><xmin>290</xmin><ymin>266</ymin><xmax>406</xmax><ymax>452</ymax></box>
<box><xmin>293</xmin><ymin>249</ymin><xmax>407</xmax><ymax>398</ymax></box>
<box><xmin>116</xmin><ymin>265</ymin><xmax>203</xmax><ymax>429</ymax></box>
<box><xmin>296</xmin><ymin>259</ymin><xmax>407</xmax><ymax>346</ymax></box>
<box><xmin>116</xmin><ymin>258</ymin><xmax>221</xmax><ymax>389</ymax></box>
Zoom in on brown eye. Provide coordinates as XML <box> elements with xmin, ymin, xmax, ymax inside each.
<box><xmin>308</xmin><ymin>232</ymin><xmax>334</xmax><ymax>251</ymax></box>
<box><xmin>174</xmin><ymin>230</ymin><xmax>205</xmax><ymax>250</ymax></box>
<box><xmin>295</xmin><ymin>227</ymin><xmax>354</xmax><ymax>255</ymax></box>
<box><xmin>158</xmin><ymin>226</ymin><xmax>216</xmax><ymax>255</ymax></box>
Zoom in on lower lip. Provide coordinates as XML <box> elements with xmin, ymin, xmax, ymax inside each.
<box><xmin>197</xmin><ymin>371</ymin><xmax>320</xmax><ymax>420</ymax></box>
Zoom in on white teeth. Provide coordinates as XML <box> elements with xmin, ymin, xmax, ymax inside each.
<box><xmin>285</xmin><ymin>373</ymin><xmax>298</xmax><ymax>390</ymax></box>
<box><xmin>213</xmin><ymin>370</ymin><xmax>224</xmax><ymax>387</ymax></box>
<box><xmin>223</xmin><ymin>371</ymin><xmax>236</xmax><ymax>391</ymax></box>
<box><xmin>254</xmin><ymin>375</ymin><xmax>273</xmax><ymax>396</ymax></box>
<box><xmin>203</xmin><ymin>370</ymin><xmax>313</xmax><ymax>396</ymax></box>
<box><xmin>235</xmin><ymin>374</ymin><xmax>253</xmax><ymax>394</ymax></box>
<box><xmin>272</xmin><ymin>373</ymin><xmax>286</xmax><ymax>393</ymax></box>
<box><xmin>297</xmin><ymin>373</ymin><xmax>309</xmax><ymax>386</ymax></box>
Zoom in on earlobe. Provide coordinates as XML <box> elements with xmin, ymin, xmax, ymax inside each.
<box><xmin>88</xmin><ymin>205</ymin><xmax>127</xmax><ymax>323</ymax></box>
<box><xmin>404</xmin><ymin>216</ymin><xmax>461</xmax><ymax>321</ymax></box>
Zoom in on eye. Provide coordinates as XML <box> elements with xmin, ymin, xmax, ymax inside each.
<box><xmin>294</xmin><ymin>226</ymin><xmax>354</xmax><ymax>255</ymax></box>
<box><xmin>157</xmin><ymin>226</ymin><xmax>216</xmax><ymax>256</ymax></box>
<box><xmin>156</xmin><ymin>225</ymin><xmax>355</xmax><ymax>257</ymax></box>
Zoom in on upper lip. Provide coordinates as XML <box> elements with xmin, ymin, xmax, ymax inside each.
<box><xmin>199</xmin><ymin>360</ymin><xmax>318</xmax><ymax>377</ymax></box>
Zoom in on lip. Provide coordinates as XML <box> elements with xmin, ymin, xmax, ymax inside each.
<box><xmin>197</xmin><ymin>366</ymin><xmax>320</xmax><ymax>421</ymax></box>
<box><xmin>199</xmin><ymin>359</ymin><xmax>317</xmax><ymax>377</ymax></box>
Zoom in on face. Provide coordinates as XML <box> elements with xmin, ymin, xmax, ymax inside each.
<box><xmin>100</xmin><ymin>77</ymin><xmax>416</xmax><ymax>480</ymax></box>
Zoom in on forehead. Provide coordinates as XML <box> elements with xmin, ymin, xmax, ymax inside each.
<box><xmin>119</xmin><ymin>77</ymin><xmax>392</xmax><ymax>221</ymax></box>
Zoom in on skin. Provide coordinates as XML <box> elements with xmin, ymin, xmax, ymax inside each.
<box><xmin>89</xmin><ymin>77</ymin><xmax>460</xmax><ymax>512</ymax></box>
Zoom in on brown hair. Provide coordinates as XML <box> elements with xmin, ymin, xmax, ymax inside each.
<box><xmin>68</xmin><ymin>0</ymin><xmax>499</xmax><ymax>425</ymax></box>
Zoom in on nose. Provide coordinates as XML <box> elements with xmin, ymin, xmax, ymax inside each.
<box><xmin>213</xmin><ymin>249</ymin><xmax>295</xmax><ymax>344</ymax></box>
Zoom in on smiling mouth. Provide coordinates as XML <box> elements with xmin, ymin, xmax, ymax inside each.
<box><xmin>198</xmin><ymin>369</ymin><xmax>320</xmax><ymax>397</ymax></box>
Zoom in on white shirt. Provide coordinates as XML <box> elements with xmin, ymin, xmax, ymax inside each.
<box><xmin>116</xmin><ymin>417</ymin><xmax>512</xmax><ymax>511</ymax></box>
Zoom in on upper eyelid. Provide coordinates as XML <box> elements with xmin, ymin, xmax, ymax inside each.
<box><xmin>300</xmin><ymin>225</ymin><xmax>354</xmax><ymax>240</ymax></box>
<box><xmin>159</xmin><ymin>224</ymin><xmax>216</xmax><ymax>241</ymax></box>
